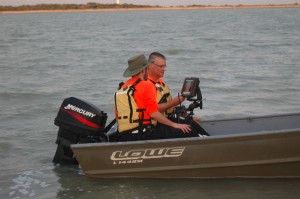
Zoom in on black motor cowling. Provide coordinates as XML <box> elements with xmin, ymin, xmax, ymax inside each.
<box><xmin>53</xmin><ymin>97</ymin><xmax>107</xmax><ymax>164</ymax></box>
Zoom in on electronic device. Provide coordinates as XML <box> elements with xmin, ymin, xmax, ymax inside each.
<box><xmin>181</xmin><ymin>77</ymin><xmax>200</xmax><ymax>98</ymax></box>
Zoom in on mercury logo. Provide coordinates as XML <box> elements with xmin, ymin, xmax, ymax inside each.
<box><xmin>64</xmin><ymin>104</ymin><xmax>96</xmax><ymax>118</ymax></box>
<box><xmin>111</xmin><ymin>147</ymin><xmax>185</xmax><ymax>161</ymax></box>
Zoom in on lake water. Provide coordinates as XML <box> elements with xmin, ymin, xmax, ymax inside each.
<box><xmin>1</xmin><ymin>8</ymin><xmax>300</xmax><ymax>199</ymax></box>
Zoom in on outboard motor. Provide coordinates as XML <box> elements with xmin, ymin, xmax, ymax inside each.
<box><xmin>53</xmin><ymin>97</ymin><xmax>107</xmax><ymax>164</ymax></box>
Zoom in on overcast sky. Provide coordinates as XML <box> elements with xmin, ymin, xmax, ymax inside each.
<box><xmin>1</xmin><ymin>0</ymin><xmax>300</xmax><ymax>6</ymax></box>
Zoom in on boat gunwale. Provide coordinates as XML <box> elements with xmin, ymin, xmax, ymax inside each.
<box><xmin>201</xmin><ymin>112</ymin><xmax>300</xmax><ymax>123</ymax></box>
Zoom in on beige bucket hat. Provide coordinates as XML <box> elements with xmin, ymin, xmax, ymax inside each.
<box><xmin>123</xmin><ymin>54</ymin><xmax>149</xmax><ymax>77</ymax></box>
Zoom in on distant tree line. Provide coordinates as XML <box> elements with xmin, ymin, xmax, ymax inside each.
<box><xmin>1</xmin><ymin>2</ymin><xmax>299</xmax><ymax>11</ymax></box>
<box><xmin>0</xmin><ymin>2</ymin><xmax>158</xmax><ymax>11</ymax></box>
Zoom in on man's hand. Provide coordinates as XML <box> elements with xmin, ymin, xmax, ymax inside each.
<box><xmin>172</xmin><ymin>123</ymin><xmax>191</xmax><ymax>134</ymax></box>
<box><xmin>177</xmin><ymin>95</ymin><xmax>185</xmax><ymax>104</ymax></box>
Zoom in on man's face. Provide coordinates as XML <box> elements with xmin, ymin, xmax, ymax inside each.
<box><xmin>149</xmin><ymin>57</ymin><xmax>167</xmax><ymax>79</ymax></box>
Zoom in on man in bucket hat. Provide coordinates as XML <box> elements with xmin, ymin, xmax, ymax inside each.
<box><xmin>115</xmin><ymin>54</ymin><xmax>194</xmax><ymax>141</ymax></box>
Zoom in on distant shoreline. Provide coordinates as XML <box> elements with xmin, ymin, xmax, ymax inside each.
<box><xmin>1</xmin><ymin>4</ymin><xmax>300</xmax><ymax>14</ymax></box>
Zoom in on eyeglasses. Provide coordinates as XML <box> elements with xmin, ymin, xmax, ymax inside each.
<box><xmin>151</xmin><ymin>61</ymin><xmax>167</xmax><ymax>69</ymax></box>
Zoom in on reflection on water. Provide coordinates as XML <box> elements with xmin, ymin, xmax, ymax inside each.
<box><xmin>53</xmin><ymin>165</ymin><xmax>300</xmax><ymax>199</ymax></box>
<box><xmin>2</xmin><ymin>159</ymin><xmax>300</xmax><ymax>198</ymax></box>
<box><xmin>10</xmin><ymin>170</ymin><xmax>51</xmax><ymax>197</ymax></box>
<box><xmin>5</xmin><ymin>166</ymin><xmax>57</xmax><ymax>199</ymax></box>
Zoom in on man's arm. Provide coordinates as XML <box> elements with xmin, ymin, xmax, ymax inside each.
<box><xmin>158</xmin><ymin>95</ymin><xmax>185</xmax><ymax>112</ymax></box>
<box><xmin>158</xmin><ymin>96</ymin><xmax>202</xmax><ymax>123</ymax></box>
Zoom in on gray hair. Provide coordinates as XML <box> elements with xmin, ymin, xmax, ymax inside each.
<box><xmin>148</xmin><ymin>52</ymin><xmax>166</xmax><ymax>63</ymax></box>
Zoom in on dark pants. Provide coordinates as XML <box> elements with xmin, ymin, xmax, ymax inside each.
<box><xmin>117</xmin><ymin>120</ymin><xmax>208</xmax><ymax>142</ymax></box>
<box><xmin>169</xmin><ymin>117</ymin><xmax>210</xmax><ymax>136</ymax></box>
<box><xmin>117</xmin><ymin>131</ymin><xmax>151</xmax><ymax>142</ymax></box>
<box><xmin>117</xmin><ymin>125</ymin><xmax>153</xmax><ymax>142</ymax></box>
<box><xmin>153</xmin><ymin>119</ymin><xmax>208</xmax><ymax>139</ymax></box>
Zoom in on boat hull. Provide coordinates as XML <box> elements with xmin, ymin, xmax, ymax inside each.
<box><xmin>71</xmin><ymin>129</ymin><xmax>300</xmax><ymax>178</ymax></box>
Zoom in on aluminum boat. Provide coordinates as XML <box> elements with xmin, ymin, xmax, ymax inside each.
<box><xmin>52</xmin><ymin>77</ymin><xmax>300</xmax><ymax>178</ymax></box>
